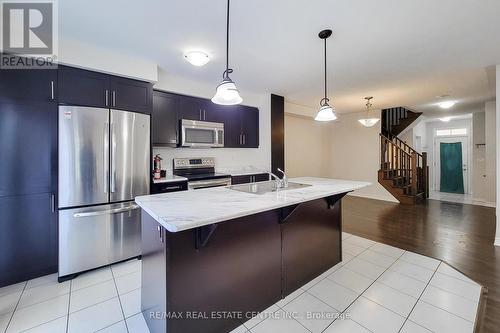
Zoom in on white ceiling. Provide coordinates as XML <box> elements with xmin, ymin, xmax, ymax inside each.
<box><xmin>59</xmin><ymin>0</ymin><xmax>500</xmax><ymax>115</ymax></box>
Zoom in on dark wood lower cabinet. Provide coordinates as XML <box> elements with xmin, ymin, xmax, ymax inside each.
<box><xmin>281</xmin><ymin>196</ymin><xmax>342</xmax><ymax>296</ymax></box>
<box><xmin>0</xmin><ymin>193</ymin><xmax>57</xmax><ymax>287</ymax></box>
<box><xmin>141</xmin><ymin>197</ymin><xmax>343</xmax><ymax>333</ymax></box>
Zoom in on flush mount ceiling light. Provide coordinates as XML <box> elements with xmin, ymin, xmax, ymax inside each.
<box><xmin>358</xmin><ymin>96</ymin><xmax>380</xmax><ymax>127</ymax></box>
<box><xmin>211</xmin><ymin>0</ymin><xmax>242</xmax><ymax>105</ymax></box>
<box><xmin>438</xmin><ymin>100</ymin><xmax>456</xmax><ymax>109</ymax></box>
<box><xmin>314</xmin><ymin>29</ymin><xmax>337</xmax><ymax>122</ymax></box>
<box><xmin>184</xmin><ymin>51</ymin><xmax>210</xmax><ymax>67</ymax></box>
<box><xmin>439</xmin><ymin>117</ymin><xmax>451</xmax><ymax>122</ymax></box>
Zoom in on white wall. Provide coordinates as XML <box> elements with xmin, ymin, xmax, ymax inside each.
<box><xmin>59</xmin><ymin>38</ymin><xmax>158</xmax><ymax>82</ymax></box>
<box><xmin>153</xmin><ymin>69</ymin><xmax>271</xmax><ymax>174</ymax></box>
<box><xmin>484</xmin><ymin>102</ymin><xmax>497</xmax><ymax>205</ymax></box>
<box><xmin>284</xmin><ymin>103</ymin><xmax>331</xmax><ymax>177</ymax></box>
<box><xmin>472</xmin><ymin>112</ymin><xmax>488</xmax><ymax>201</ymax></box>
<box><xmin>328</xmin><ymin>111</ymin><xmax>398</xmax><ymax>202</ymax></box>
<box><xmin>496</xmin><ymin>65</ymin><xmax>500</xmax><ymax>246</ymax></box>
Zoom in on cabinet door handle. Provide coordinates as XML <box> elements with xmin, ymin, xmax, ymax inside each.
<box><xmin>199</xmin><ymin>109</ymin><xmax>202</xmax><ymax>120</ymax></box>
<box><xmin>50</xmin><ymin>81</ymin><xmax>54</xmax><ymax>100</ymax></box>
<box><xmin>157</xmin><ymin>225</ymin><xmax>164</xmax><ymax>243</ymax></box>
<box><xmin>105</xmin><ymin>90</ymin><xmax>109</xmax><ymax>107</ymax></box>
<box><xmin>239</xmin><ymin>134</ymin><xmax>242</xmax><ymax>145</ymax></box>
<box><xmin>243</xmin><ymin>134</ymin><xmax>246</xmax><ymax>145</ymax></box>
<box><xmin>51</xmin><ymin>194</ymin><xmax>56</xmax><ymax>212</ymax></box>
<box><xmin>204</xmin><ymin>109</ymin><xmax>206</xmax><ymax>120</ymax></box>
<box><xmin>112</xmin><ymin>91</ymin><xmax>116</xmax><ymax>107</ymax></box>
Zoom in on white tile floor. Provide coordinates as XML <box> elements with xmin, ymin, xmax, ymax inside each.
<box><xmin>0</xmin><ymin>234</ymin><xmax>483</xmax><ymax>333</ymax></box>
<box><xmin>429</xmin><ymin>190</ymin><xmax>496</xmax><ymax>207</ymax></box>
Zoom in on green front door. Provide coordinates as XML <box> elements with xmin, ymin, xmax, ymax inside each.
<box><xmin>440</xmin><ymin>142</ymin><xmax>465</xmax><ymax>194</ymax></box>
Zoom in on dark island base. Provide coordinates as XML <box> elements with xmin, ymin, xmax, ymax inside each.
<box><xmin>141</xmin><ymin>194</ymin><xmax>345</xmax><ymax>333</ymax></box>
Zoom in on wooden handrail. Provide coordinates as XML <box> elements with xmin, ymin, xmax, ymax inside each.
<box><xmin>380</xmin><ymin>133</ymin><xmax>429</xmax><ymax>199</ymax></box>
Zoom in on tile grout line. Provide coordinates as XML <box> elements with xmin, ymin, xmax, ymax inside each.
<box><xmin>66</xmin><ymin>280</ymin><xmax>72</xmax><ymax>333</ymax></box>
<box><xmin>397</xmin><ymin>260</ymin><xmax>442</xmax><ymax>333</ymax></box>
<box><xmin>319</xmin><ymin>243</ymin><xmax>404</xmax><ymax>333</ymax></box>
<box><xmin>248</xmin><ymin>246</ymin><xmax>362</xmax><ymax>333</ymax></box>
<box><xmin>110</xmin><ymin>266</ymin><xmax>130</xmax><ymax>333</ymax></box>
<box><xmin>3</xmin><ymin>281</ymin><xmax>27</xmax><ymax>333</ymax></box>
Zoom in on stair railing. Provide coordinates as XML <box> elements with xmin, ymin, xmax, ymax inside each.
<box><xmin>380</xmin><ymin>134</ymin><xmax>429</xmax><ymax>197</ymax></box>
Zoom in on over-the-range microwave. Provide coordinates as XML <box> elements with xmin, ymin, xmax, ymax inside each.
<box><xmin>180</xmin><ymin>119</ymin><xmax>224</xmax><ymax>148</ymax></box>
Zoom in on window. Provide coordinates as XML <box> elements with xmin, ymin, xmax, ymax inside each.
<box><xmin>436</xmin><ymin>128</ymin><xmax>467</xmax><ymax>137</ymax></box>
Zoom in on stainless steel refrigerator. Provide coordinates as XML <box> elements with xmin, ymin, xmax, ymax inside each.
<box><xmin>58</xmin><ymin>105</ymin><xmax>150</xmax><ymax>278</ymax></box>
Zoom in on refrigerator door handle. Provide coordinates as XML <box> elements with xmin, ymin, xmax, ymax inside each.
<box><xmin>73</xmin><ymin>204</ymin><xmax>140</xmax><ymax>218</ymax></box>
<box><xmin>110</xmin><ymin>122</ymin><xmax>117</xmax><ymax>193</ymax></box>
<box><xmin>103</xmin><ymin>122</ymin><xmax>109</xmax><ymax>193</ymax></box>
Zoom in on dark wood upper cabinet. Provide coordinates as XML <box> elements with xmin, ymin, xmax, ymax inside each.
<box><xmin>221</xmin><ymin>105</ymin><xmax>242</xmax><ymax>148</ymax></box>
<box><xmin>179</xmin><ymin>95</ymin><xmax>206</xmax><ymax>120</ymax></box>
<box><xmin>110</xmin><ymin>77</ymin><xmax>152</xmax><ymax>114</ymax></box>
<box><xmin>223</xmin><ymin>105</ymin><xmax>259</xmax><ymax>148</ymax></box>
<box><xmin>241</xmin><ymin>106</ymin><xmax>259</xmax><ymax>148</ymax></box>
<box><xmin>0</xmin><ymin>99</ymin><xmax>57</xmax><ymax>197</ymax></box>
<box><xmin>152</xmin><ymin>90</ymin><xmax>179</xmax><ymax>146</ymax></box>
<box><xmin>59</xmin><ymin>65</ymin><xmax>152</xmax><ymax>113</ymax></box>
<box><xmin>58</xmin><ymin>65</ymin><xmax>109</xmax><ymax>108</ymax></box>
<box><xmin>0</xmin><ymin>68</ymin><xmax>57</xmax><ymax>102</ymax></box>
<box><xmin>153</xmin><ymin>92</ymin><xmax>259</xmax><ymax>149</ymax></box>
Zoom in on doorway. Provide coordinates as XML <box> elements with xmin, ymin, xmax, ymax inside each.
<box><xmin>435</xmin><ymin>136</ymin><xmax>468</xmax><ymax>194</ymax></box>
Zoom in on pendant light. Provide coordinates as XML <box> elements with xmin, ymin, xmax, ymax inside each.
<box><xmin>211</xmin><ymin>0</ymin><xmax>243</xmax><ymax>105</ymax></box>
<box><xmin>358</xmin><ymin>96</ymin><xmax>380</xmax><ymax>127</ymax></box>
<box><xmin>314</xmin><ymin>29</ymin><xmax>337</xmax><ymax>122</ymax></box>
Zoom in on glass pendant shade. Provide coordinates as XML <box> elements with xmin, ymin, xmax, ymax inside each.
<box><xmin>358</xmin><ymin>118</ymin><xmax>380</xmax><ymax>127</ymax></box>
<box><xmin>211</xmin><ymin>77</ymin><xmax>243</xmax><ymax>105</ymax></box>
<box><xmin>314</xmin><ymin>104</ymin><xmax>337</xmax><ymax>122</ymax></box>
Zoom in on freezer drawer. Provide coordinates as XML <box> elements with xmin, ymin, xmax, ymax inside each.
<box><xmin>58</xmin><ymin>202</ymin><xmax>141</xmax><ymax>277</ymax></box>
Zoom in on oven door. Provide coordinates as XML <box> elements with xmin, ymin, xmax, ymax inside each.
<box><xmin>188</xmin><ymin>178</ymin><xmax>232</xmax><ymax>190</ymax></box>
<box><xmin>180</xmin><ymin>119</ymin><xmax>224</xmax><ymax>148</ymax></box>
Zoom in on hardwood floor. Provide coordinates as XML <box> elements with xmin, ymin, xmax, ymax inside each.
<box><xmin>342</xmin><ymin>196</ymin><xmax>499</xmax><ymax>333</ymax></box>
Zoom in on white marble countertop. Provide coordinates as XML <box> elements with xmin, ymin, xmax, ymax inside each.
<box><xmin>152</xmin><ymin>175</ymin><xmax>188</xmax><ymax>184</ymax></box>
<box><xmin>136</xmin><ymin>177</ymin><xmax>370</xmax><ymax>233</ymax></box>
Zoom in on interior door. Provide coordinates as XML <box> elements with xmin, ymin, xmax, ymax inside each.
<box><xmin>58</xmin><ymin>106</ymin><xmax>110</xmax><ymax>208</ymax></box>
<box><xmin>110</xmin><ymin>110</ymin><xmax>150</xmax><ymax>202</ymax></box>
<box><xmin>435</xmin><ymin>137</ymin><xmax>468</xmax><ymax>194</ymax></box>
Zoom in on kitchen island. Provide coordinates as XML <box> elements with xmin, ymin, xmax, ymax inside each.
<box><xmin>135</xmin><ymin>177</ymin><xmax>369</xmax><ymax>333</ymax></box>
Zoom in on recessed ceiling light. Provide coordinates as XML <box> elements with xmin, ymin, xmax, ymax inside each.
<box><xmin>440</xmin><ymin>117</ymin><xmax>451</xmax><ymax>122</ymax></box>
<box><xmin>438</xmin><ymin>101</ymin><xmax>456</xmax><ymax>109</ymax></box>
<box><xmin>184</xmin><ymin>51</ymin><xmax>210</xmax><ymax>67</ymax></box>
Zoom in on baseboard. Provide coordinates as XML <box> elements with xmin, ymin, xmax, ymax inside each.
<box><xmin>347</xmin><ymin>192</ymin><xmax>399</xmax><ymax>203</ymax></box>
<box><xmin>495</xmin><ymin>238</ymin><xmax>500</xmax><ymax>247</ymax></box>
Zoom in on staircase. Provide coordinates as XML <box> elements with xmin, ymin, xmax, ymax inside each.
<box><xmin>378</xmin><ymin>107</ymin><xmax>429</xmax><ymax>204</ymax></box>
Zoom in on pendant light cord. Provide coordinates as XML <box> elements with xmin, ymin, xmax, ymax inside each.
<box><xmin>324</xmin><ymin>38</ymin><xmax>327</xmax><ymax>102</ymax></box>
<box><xmin>222</xmin><ymin>0</ymin><xmax>233</xmax><ymax>79</ymax></box>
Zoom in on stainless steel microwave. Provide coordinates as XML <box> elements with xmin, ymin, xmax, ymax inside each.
<box><xmin>180</xmin><ymin>119</ymin><xmax>224</xmax><ymax>148</ymax></box>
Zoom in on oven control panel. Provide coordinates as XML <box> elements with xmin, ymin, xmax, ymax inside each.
<box><xmin>173</xmin><ymin>157</ymin><xmax>216</xmax><ymax>170</ymax></box>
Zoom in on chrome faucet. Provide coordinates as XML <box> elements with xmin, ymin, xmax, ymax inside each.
<box><xmin>277</xmin><ymin>168</ymin><xmax>288</xmax><ymax>188</ymax></box>
<box><xmin>269</xmin><ymin>168</ymin><xmax>288</xmax><ymax>189</ymax></box>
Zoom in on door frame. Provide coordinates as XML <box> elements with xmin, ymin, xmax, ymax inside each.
<box><xmin>434</xmin><ymin>135</ymin><xmax>470</xmax><ymax>194</ymax></box>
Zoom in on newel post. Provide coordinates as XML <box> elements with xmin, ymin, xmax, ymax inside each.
<box><xmin>422</xmin><ymin>152</ymin><xmax>429</xmax><ymax>198</ymax></box>
<box><xmin>411</xmin><ymin>152</ymin><xmax>418</xmax><ymax>195</ymax></box>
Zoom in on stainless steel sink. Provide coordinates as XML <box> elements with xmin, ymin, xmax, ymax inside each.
<box><xmin>228</xmin><ymin>180</ymin><xmax>312</xmax><ymax>195</ymax></box>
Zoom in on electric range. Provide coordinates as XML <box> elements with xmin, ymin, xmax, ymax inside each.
<box><xmin>173</xmin><ymin>157</ymin><xmax>231</xmax><ymax>190</ymax></box>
